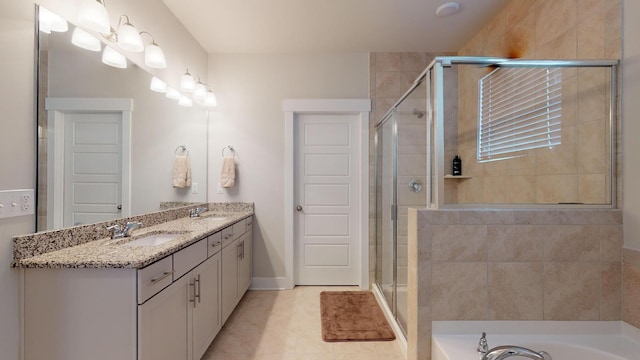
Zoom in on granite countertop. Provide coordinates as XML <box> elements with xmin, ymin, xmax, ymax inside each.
<box><xmin>15</xmin><ymin>211</ymin><xmax>253</xmax><ymax>269</ymax></box>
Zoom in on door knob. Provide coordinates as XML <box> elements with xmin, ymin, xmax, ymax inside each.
<box><xmin>296</xmin><ymin>205</ymin><xmax>303</xmax><ymax>212</ymax></box>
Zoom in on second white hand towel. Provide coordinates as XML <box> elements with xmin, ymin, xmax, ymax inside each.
<box><xmin>172</xmin><ymin>154</ymin><xmax>191</xmax><ymax>188</ymax></box>
<box><xmin>220</xmin><ymin>156</ymin><xmax>236</xmax><ymax>188</ymax></box>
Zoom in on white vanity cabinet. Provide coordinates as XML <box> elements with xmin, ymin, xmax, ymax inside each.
<box><xmin>138</xmin><ymin>240</ymin><xmax>221</xmax><ymax>360</ymax></box>
<box><xmin>22</xmin><ymin>215</ymin><xmax>252</xmax><ymax>360</ymax></box>
<box><xmin>221</xmin><ymin>217</ymin><xmax>253</xmax><ymax>322</ymax></box>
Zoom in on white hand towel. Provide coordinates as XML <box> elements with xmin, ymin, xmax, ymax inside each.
<box><xmin>220</xmin><ymin>156</ymin><xmax>236</xmax><ymax>188</ymax></box>
<box><xmin>172</xmin><ymin>155</ymin><xmax>191</xmax><ymax>188</ymax></box>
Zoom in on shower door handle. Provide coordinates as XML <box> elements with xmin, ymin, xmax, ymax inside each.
<box><xmin>296</xmin><ymin>205</ymin><xmax>303</xmax><ymax>212</ymax></box>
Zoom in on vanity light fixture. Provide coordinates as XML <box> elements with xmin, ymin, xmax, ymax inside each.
<box><xmin>204</xmin><ymin>89</ymin><xmax>218</xmax><ymax>107</ymax></box>
<box><xmin>165</xmin><ymin>87</ymin><xmax>181</xmax><ymax>100</ymax></box>
<box><xmin>71</xmin><ymin>27</ymin><xmax>102</xmax><ymax>52</ymax></box>
<box><xmin>115</xmin><ymin>15</ymin><xmax>144</xmax><ymax>52</ymax></box>
<box><xmin>77</xmin><ymin>0</ymin><xmax>110</xmax><ymax>34</ymax></box>
<box><xmin>102</xmin><ymin>46</ymin><xmax>127</xmax><ymax>69</ymax></box>
<box><xmin>140</xmin><ymin>31</ymin><xmax>167</xmax><ymax>69</ymax></box>
<box><xmin>39</xmin><ymin>7</ymin><xmax>68</xmax><ymax>34</ymax></box>
<box><xmin>180</xmin><ymin>69</ymin><xmax>195</xmax><ymax>93</ymax></box>
<box><xmin>178</xmin><ymin>95</ymin><xmax>193</xmax><ymax>107</ymax></box>
<box><xmin>193</xmin><ymin>80</ymin><xmax>207</xmax><ymax>100</ymax></box>
<box><xmin>150</xmin><ymin>77</ymin><xmax>168</xmax><ymax>93</ymax></box>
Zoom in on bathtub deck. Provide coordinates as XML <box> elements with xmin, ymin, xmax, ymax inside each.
<box><xmin>431</xmin><ymin>321</ymin><xmax>640</xmax><ymax>360</ymax></box>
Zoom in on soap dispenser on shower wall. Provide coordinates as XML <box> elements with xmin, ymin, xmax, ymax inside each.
<box><xmin>452</xmin><ymin>155</ymin><xmax>462</xmax><ymax>176</ymax></box>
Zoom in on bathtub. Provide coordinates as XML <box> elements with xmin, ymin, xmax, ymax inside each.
<box><xmin>432</xmin><ymin>321</ymin><xmax>640</xmax><ymax>360</ymax></box>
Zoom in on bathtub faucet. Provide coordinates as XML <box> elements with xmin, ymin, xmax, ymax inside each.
<box><xmin>481</xmin><ymin>345</ymin><xmax>552</xmax><ymax>360</ymax></box>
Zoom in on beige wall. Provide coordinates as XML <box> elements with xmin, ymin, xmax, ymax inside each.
<box><xmin>207</xmin><ymin>53</ymin><xmax>369</xmax><ymax>281</ymax></box>
<box><xmin>453</xmin><ymin>0</ymin><xmax>621</xmax><ymax>205</ymax></box>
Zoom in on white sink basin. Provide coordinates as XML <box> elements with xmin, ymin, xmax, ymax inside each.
<box><xmin>121</xmin><ymin>233</ymin><xmax>183</xmax><ymax>247</ymax></box>
<box><xmin>196</xmin><ymin>213</ymin><xmax>228</xmax><ymax>221</ymax></box>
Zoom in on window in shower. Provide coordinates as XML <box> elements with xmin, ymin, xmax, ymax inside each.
<box><xmin>478</xmin><ymin>67</ymin><xmax>563</xmax><ymax>162</ymax></box>
<box><xmin>434</xmin><ymin>59</ymin><xmax>617</xmax><ymax>206</ymax></box>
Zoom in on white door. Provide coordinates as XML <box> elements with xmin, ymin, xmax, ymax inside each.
<box><xmin>63</xmin><ymin>112</ymin><xmax>123</xmax><ymax>226</ymax></box>
<box><xmin>295</xmin><ymin>114</ymin><xmax>360</xmax><ymax>285</ymax></box>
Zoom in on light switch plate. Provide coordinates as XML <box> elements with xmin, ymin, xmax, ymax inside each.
<box><xmin>0</xmin><ymin>189</ymin><xmax>35</xmax><ymax>219</ymax></box>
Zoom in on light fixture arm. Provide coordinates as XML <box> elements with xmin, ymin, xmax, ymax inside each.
<box><xmin>139</xmin><ymin>31</ymin><xmax>158</xmax><ymax>46</ymax></box>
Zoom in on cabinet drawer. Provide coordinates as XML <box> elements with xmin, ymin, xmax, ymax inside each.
<box><xmin>173</xmin><ymin>238</ymin><xmax>207</xmax><ymax>280</ymax></box>
<box><xmin>232</xmin><ymin>220</ymin><xmax>246</xmax><ymax>239</ymax></box>
<box><xmin>207</xmin><ymin>231</ymin><xmax>222</xmax><ymax>257</ymax></box>
<box><xmin>138</xmin><ymin>256</ymin><xmax>173</xmax><ymax>304</ymax></box>
<box><xmin>245</xmin><ymin>217</ymin><xmax>253</xmax><ymax>233</ymax></box>
<box><xmin>221</xmin><ymin>226</ymin><xmax>235</xmax><ymax>248</ymax></box>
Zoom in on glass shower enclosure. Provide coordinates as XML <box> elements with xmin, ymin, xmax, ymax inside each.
<box><xmin>375</xmin><ymin>79</ymin><xmax>427</xmax><ymax>336</ymax></box>
<box><xmin>374</xmin><ymin>56</ymin><xmax>618</xmax><ymax>338</ymax></box>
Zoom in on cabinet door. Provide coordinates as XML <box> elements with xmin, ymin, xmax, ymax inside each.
<box><xmin>238</xmin><ymin>230</ymin><xmax>253</xmax><ymax>296</ymax></box>
<box><xmin>138</xmin><ymin>274</ymin><xmax>192</xmax><ymax>360</ymax></box>
<box><xmin>192</xmin><ymin>253</ymin><xmax>222</xmax><ymax>360</ymax></box>
<box><xmin>221</xmin><ymin>238</ymin><xmax>239</xmax><ymax>323</ymax></box>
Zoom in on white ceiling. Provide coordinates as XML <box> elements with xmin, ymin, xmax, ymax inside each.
<box><xmin>162</xmin><ymin>0</ymin><xmax>509</xmax><ymax>54</ymax></box>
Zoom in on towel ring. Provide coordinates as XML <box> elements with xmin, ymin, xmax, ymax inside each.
<box><xmin>175</xmin><ymin>145</ymin><xmax>188</xmax><ymax>156</ymax></box>
<box><xmin>222</xmin><ymin>145</ymin><xmax>235</xmax><ymax>158</ymax></box>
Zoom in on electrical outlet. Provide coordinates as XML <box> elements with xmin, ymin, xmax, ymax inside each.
<box><xmin>0</xmin><ymin>189</ymin><xmax>34</xmax><ymax>219</ymax></box>
<box><xmin>217</xmin><ymin>183</ymin><xmax>224</xmax><ymax>194</ymax></box>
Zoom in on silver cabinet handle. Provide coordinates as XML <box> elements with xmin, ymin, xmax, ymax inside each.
<box><xmin>195</xmin><ymin>274</ymin><xmax>201</xmax><ymax>304</ymax></box>
<box><xmin>150</xmin><ymin>271</ymin><xmax>174</xmax><ymax>284</ymax></box>
<box><xmin>189</xmin><ymin>280</ymin><xmax>196</xmax><ymax>306</ymax></box>
<box><xmin>296</xmin><ymin>205</ymin><xmax>303</xmax><ymax>212</ymax></box>
<box><xmin>237</xmin><ymin>242</ymin><xmax>242</xmax><ymax>259</ymax></box>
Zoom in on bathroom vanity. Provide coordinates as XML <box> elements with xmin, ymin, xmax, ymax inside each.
<box><xmin>14</xmin><ymin>204</ymin><xmax>253</xmax><ymax>360</ymax></box>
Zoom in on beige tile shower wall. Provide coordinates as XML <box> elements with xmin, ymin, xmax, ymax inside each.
<box><xmin>450</xmin><ymin>0</ymin><xmax>622</xmax><ymax>206</ymax></box>
<box><xmin>623</xmin><ymin>249</ymin><xmax>640</xmax><ymax>329</ymax></box>
<box><xmin>407</xmin><ymin>208</ymin><xmax>622</xmax><ymax>360</ymax></box>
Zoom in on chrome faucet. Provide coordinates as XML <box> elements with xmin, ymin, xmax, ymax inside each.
<box><xmin>107</xmin><ymin>221</ymin><xmax>143</xmax><ymax>239</ymax></box>
<box><xmin>477</xmin><ymin>332</ymin><xmax>551</xmax><ymax>360</ymax></box>
<box><xmin>477</xmin><ymin>332</ymin><xmax>488</xmax><ymax>356</ymax></box>
<box><xmin>189</xmin><ymin>207</ymin><xmax>208</xmax><ymax>218</ymax></box>
<box><xmin>481</xmin><ymin>345</ymin><xmax>551</xmax><ymax>360</ymax></box>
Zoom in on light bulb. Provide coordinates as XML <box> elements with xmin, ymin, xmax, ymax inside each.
<box><xmin>77</xmin><ymin>0</ymin><xmax>110</xmax><ymax>34</ymax></box>
<box><xmin>117</xmin><ymin>21</ymin><xmax>144</xmax><ymax>52</ymax></box>
<box><xmin>39</xmin><ymin>7</ymin><xmax>68</xmax><ymax>33</ymax></box>
<box><xmin>102</xmin><ymin>46</ymin><xmax>127</xmax><ymax>69</ymax></box>
<box><xmin>145</xmin><ymin>43</ymin><xmax>167</xmax><ymax>69</ymax></box>
<box><xmin>150</xmin><ymin>77</ymin><xmax>168</xmax><ymax>93</ymax></box>
<box><xmin>193</xmin><ymin>83</ymin><xmax>207</xmax><ymax>100</ymax></box>
<box><xmin>178</xmin><ymin>96</ymin><xmax>193</xmax><ymax>107</ymax></box>
<box><xmin>204</xmin><ymin>91</ymin><xmax>217</xmax><ymax>107</ymax></box>
<box><xmin>71</xmin><ymin>27</ymin><xmax>101</xmax><ymax>52</ymax></box>
<box><xmin>180</xmin><ymin>70</ymin><xmax>195</xmax><ymax>93</ymax></box>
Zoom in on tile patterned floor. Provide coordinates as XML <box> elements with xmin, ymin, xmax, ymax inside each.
<box><xmin>201</xmin><ymin>286</ymin><xmax>405</xmax><ymax>360</ymax></box>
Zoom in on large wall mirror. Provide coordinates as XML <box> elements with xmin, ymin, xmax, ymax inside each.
<box><xmin>36</xmin><ymin>6</ymin><xmax>208</xmax><ymax>231</ymax></box>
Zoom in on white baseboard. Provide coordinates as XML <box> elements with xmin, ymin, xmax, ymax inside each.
<box><xmin>250</xmin><ymin>277</ymin><xmax>293</xmax><ymax>290</ymax></box>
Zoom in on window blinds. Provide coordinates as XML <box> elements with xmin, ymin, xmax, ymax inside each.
<box><xmin>478</xmin><ymin>67</ymin><xmax>562</xmax><ymax>162</ymax></box>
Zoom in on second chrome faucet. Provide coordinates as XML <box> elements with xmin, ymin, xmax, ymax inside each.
<box><xmin>107</xmin><ymin>221</ymin><xmax>143</xmax><ymax>239</ymax></box>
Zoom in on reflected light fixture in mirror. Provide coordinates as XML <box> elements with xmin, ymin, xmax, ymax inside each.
<box><xmin>71</xmin><ymin>27</ymin><xmax>101</xmax><ymax>52</ymax></box>
<box><xmin>166</xmin><ymin>87</ymin><xmax>181</xmax><ymax>100</ymax></box>
<box><xmin>116</xmin><ymin>15</ymin><xmax>144</xmax><ymax>52</ymax></box>
<box><xmin>77</xmin><ymin>0</ymin><xmax>110</xmax><ymax>33</ymax></box>
<box><xmin>179</xmin><ymin>95</ymin><xmax>193</xmax><ymax>107</ymax></box>
<box><xmin>193</xmin><ymin>81</ymin><xmax>207</xmax><ymax>100</ymax></box>
<box><xmin>204</xmin><ymin>90</ymin><xmax>217</xmax><ymax>107</ymax></box>
<box><xmin>102</xmin><ymin>46</ymin><xmax>127</xmax><ymax>68</ymax></box>
<box><xmin>150</xmin><ymin>77</ymin><xmax>168</xmax><ymax>92</ymax></box>
<box><xmin>39</xmin><ymin>6</ymin><xmax>68</xmax><ymax>34</ymax></box>
<box><xmin>180</xmin><ymin>69</ymin><xmax>195</xmax><ymax>93</ymax></box>
<box><xmin>140</xmin><ymin>32</ymin><xmax>167</xmax><ymax>69</ymax></box>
